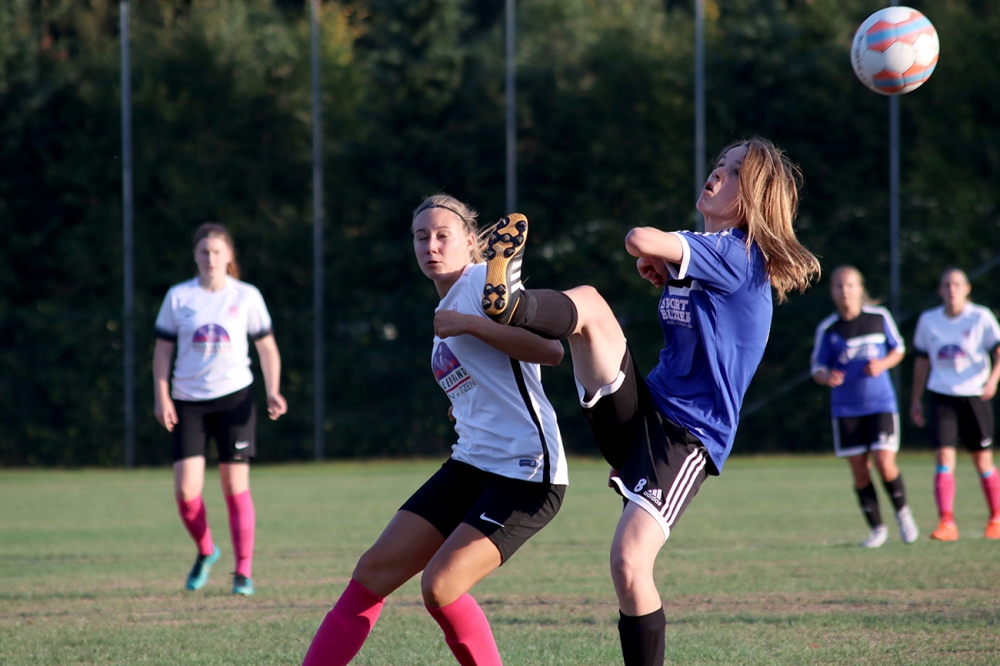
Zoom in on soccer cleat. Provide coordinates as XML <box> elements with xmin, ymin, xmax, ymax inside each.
<box><xmin>895</xmin><ymin>506</ymin><xmax>919</xmax><ymax>544</ymax></box>
<box><xmin>985</xmin><ymin>519</ymin><xmax>1000</xmax><ymax>540</ymax></box>
<box><xmin>482</xmin><ymin>214</ymin><xmax>528</xmax><ymax>324</ymax></box>
<box><xmin>861</xmin><ymin>525</ymin><xmax>888</xmax><ymax>548</ymax></box>
<box><xmin>185</xmin><ymin>545</ymin><xmax>221</xmax><ymax>591</ymax></box>
<box><xmin>232</xmin><ymin>573</ymin><xmax>254</xmax><ymax>596</ymax></box>
<box><xmin>930</xmin><ymin>518</ymin><xmax>959</xmax><ymax>541</ymax></box>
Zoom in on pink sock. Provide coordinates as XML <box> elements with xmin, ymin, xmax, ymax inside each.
<box><xmin>225</xmin><ymin>490</ymin><xmax>255</xmax><ymax>577</ymax></box>
<box><xmin>177</xmin><ymin>495</ymin><xmax>214</xmax><ymax>556</ymax></box>
<box><xmin>426</xmin><ymin>594</ymin><xmax>502</xmax><ymax>666</ymax></box>
<box><xmin>302</xmin><ymin>579</ymin><xmax>385</xmax><ymax>666</ymax></box>
<box><xmin>935</xmin><ymin>471</ymin><xmax>955</xmax><ymax>520</ymax></box>
<box><xmin>980</xmin><ymin>468</ymin><xmax>1000</xmax><ymax>519</ymax></box>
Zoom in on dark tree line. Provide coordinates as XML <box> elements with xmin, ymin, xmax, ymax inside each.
<box><xmin>2</xmin><ymin>0</ymin><xmax>999</xmax><ymax>466</ymax></box>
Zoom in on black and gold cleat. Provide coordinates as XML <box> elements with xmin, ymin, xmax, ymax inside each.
<box><xmin>482</xmin><ymin>213</ymin><xmax>528</xmax><ymax>324</ymax></box>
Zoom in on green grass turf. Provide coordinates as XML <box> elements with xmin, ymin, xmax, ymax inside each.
<box><xmin>1</xmin><ymin>453</ymin><xmax>998</xmax><ymax>665</ymax></box>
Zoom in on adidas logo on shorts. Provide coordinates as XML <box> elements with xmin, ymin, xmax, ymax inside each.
<box><xmin>643</xmin><ymin>487</ymin><xmax>664</xmax><ymax>508</ymax></box>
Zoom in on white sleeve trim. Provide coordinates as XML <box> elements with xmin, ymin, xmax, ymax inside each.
<box><xmin>670</xmin><ymin>232</ymin><xmax>691</xmax><ymax>279</ymax></box>
<box><xmin>810</xmin><ymin>313</ymin><xmax>838</xmax><ymax>375</ymax></box>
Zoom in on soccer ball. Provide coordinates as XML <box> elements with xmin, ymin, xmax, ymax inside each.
<box><xmin>850</xmin><ymin>7</ymin><xmax>939</xmax><ymax>95</ymax></box>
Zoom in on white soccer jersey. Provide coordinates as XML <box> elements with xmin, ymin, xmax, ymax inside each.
<box><xmin>432</xmin><ymin>263</ymin><xmax>568</xmax><ymax>485</ymax></box>
<box><xmin>155</xmin><ymin>277</ymin><xmax>273</xmax><ymax>401</ymax></box>
<box><xmin>913</xmin><ymin>303</ymin><xmax>1000</xmax><ymax>396</ymax></box>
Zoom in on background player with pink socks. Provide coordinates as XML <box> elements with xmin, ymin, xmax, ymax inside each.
<box><xmin>153</xmin><ymin>223</ymin><xmax>288</xmax><ymax>596</ymax></box>
<box><xmin>301</xmin><ymin>195</ymin><xmax>568</xmax><ymax>666</ymax></box>
<box><xmin>910</xmin><ymin>268</ymin><xmax>1000</xmax><ymax>541</ymax></box>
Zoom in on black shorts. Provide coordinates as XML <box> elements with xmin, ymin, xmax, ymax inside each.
<box><xmin>927</xmin><ymin>391</ymin><xmax>994</xmax><ymax>452</ymax></box>
<box><xmin>832</xmin><ymin>412</ymin><xmax>899</xmax><ymax>458</ymax></box>
<box><xmin>400</xmin><ymin>459</ymin><xmax>565</xmax><ymax>564</ymax></box>
<box><xmin>172</xmin><ymin>386</ymin><xmax>256</xmax><ymax>463</ymax></box>
<box><xmin>580</xmin><ymin>347</ymin><xmax>711</xmax><ymax>540</ymax></box>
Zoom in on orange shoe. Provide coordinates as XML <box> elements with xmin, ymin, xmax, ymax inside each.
<box><xmin>985</xmin><ymin>519</ymin><xmax>1000</xmax><ymax>540</ymax></box>
<box><xmin>930</xmin><ymin>519</ymin><xmax>959</xmax><ymax>541</ymax></box>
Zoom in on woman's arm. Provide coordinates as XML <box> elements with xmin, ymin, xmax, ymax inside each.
<box><xmin>981</xmin><ymin>346</ymin><xmax>1000</xmax><ymax>401</ymax></box>
<box><xmin>812</xmin><ymin>368</ymin><xmax>845</xmax><ymax>387</ymax></box>
<box><xmin>865</xmin><ymin>348</ymin><xmax>905</xmax><ymax>377</ymax></box>
<box><xmin>434</xmin><ymin>310</ymin><xmax>564</xmax><ymax>366</ymax></box>
<box><xmin>625</xmin><ymin>227</ymin><xmax>685</xmax><ymax>263</ymax></box>
<box><xmin>153</xmin><ymin>339</ymin><xmax>178</xmax><ymax>431</ymax></box>
<box><xmin>254</xmin><ymin>334</ymin><xmax>288</xmax><ymax>420</ymax></box>
<box><xmin>910</xmin><ymin>355</ymin><xmax>931</xmax><ymax>426</ymax></box>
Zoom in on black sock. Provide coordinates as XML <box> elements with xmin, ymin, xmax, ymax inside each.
<box><xmin>882</xmin><ymin>474</ymin><xmax>908</xmax><ymax>512</ymax></box>
<box><xmin>618</xmin><ymin>608</ymin><xmax>666</xmax><ymax>666</ymax></box>
<box><xmin>509</xmin><ymin>289</ymin><xmax>578</xmax><ymax>340</ymax></box>
<box><xmin>855</xmin><ymin>483</ymin><xmax>883</xmax><ymax>529</ymax></box>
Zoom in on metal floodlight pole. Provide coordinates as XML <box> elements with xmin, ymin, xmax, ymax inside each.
<box><xmin>505</xmin><ymin>0</ymin><xmax>516</xmax><ymax>213</ymax></box>
<box><xmin>120</xmin><ymin>0</ymin><xmax>135</xmax><ymax>468</ymax></box>
<box><xmin>694</xmin><ymin>0</ymin><xmax>705</xmax><ymax>232</ymax></box>
<box><xmin>889</xmin><ymin>94</ymin><xmax>900</xmax><ymax>318</ymax></box>
<box><xmin>889</xmin><ymin>0</ymin><xmax>900</xmax><ymax>318</ymax></box>
<box><xmin>311</xmin><ymin>0</ymin><xmax>325</xmax><ymax>461</ymax></box>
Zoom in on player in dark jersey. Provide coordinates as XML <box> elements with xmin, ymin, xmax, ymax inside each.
<box><xmin>811</xmin><ymin>266</ymin><xmax>917</xmax><ymax>547</ymax></box>
<box><xmin>302</xmin><ymin>195</ymin><xmax>568</xmax><ymax>666</ymax></box>
<box><xmin>153</xmin><ymin>223</ymin><xmax>287</xmax><ymax>596</ymax></box>
<box><xmin>482</xmin><ymin>137</ymin><xmax>820</xmax><ymax>666</ymax></box>
<box><xmin>910</xmin><ymin>268</ymin><xmax>1000</xmax><ymax>541</ymax></box>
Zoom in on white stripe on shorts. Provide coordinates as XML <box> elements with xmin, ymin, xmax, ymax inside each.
<box><xmin>610</xmin><ymin>447</ymin><xmax>707</xmax><ymax>542</ymax></box>
<box><xmin>661</xmin><ymin>449</ymin><xmax>707</xmax><ymax>528</ymax></box>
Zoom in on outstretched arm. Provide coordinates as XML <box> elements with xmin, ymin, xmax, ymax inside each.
<box><xmin>434</xmin><ymin>310</ymin><xmax>564</xmax><ymax>366</ymax></box>
<box><xmin>625</xmin><ymin>227</ymin><xmax>685</xmax><ymax>264</ymax></box>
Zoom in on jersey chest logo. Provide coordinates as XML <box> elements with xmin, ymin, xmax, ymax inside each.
<box><xmin>936</xmin><ymin>344</ymin><xmax>970</xmax><ymax>371</ymax></box>
<box><xmin>658</xmin><ymin>278</ymin><xmax>699</xmax><ymax>329</ymax></box>
<box><xmin>192</xmin><ymin>324</ymin><xmax>232</xmax><ymax>353</ymax></box>
<box><xmin>432</xmin><ymin>341</ymin><xmax>477</xmax><ymax>400</ymax></box>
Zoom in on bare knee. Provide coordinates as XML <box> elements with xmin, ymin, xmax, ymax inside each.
<box><xmin>420</xmin><ymin>566</ymin><xmax>459</xmax><ymax>609</ymax></box>
<box><xmin>610</xmin><ymin>545</ymin><xmax>652</xmax><ymax>597</ymax></box>
<box><xmin>352</xmin><ymin>547</ymin><xmax>391</xmax><ymax>589</ymax></box>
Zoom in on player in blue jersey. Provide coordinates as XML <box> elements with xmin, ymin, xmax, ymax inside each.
<box><xmin>481</xmin><ymin>137</ymin><xmax>821</xmax><ymax>666</ymax></box>
<box><xmin>811</xmin><ymin>266</ymin><xmax>918</xmax><ymax>547</ymax></box>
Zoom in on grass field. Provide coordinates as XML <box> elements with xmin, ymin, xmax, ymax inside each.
<box><xmin>2</xmin><ymin>453</ymin><xmax>998</xmax><ymax>665</ymax></box>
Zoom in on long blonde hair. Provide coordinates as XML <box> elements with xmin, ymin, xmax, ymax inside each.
<box><xmin>718</xmin><ymin>137</ymin><xmax>820</xmax><ymax>303</ymax></box>
<box><xmin>412</xmin><ymin>194</ymin><xmax>490</xmax><ymax>263</ymax></box>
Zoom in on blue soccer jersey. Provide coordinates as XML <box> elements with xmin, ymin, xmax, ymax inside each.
<box><xmin>645</xmin><ymin>228</ymin><xmax>772</xmax><ymax>474</ymax></box>
<box><xmin>810</xmin><ymin>306</ymin><xmax>904</xmax><ymax>417</ymax></box>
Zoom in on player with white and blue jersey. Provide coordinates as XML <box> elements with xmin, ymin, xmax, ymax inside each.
<box><xmin>481</xmin><ymin>137</ymin><xmax>821</xmax><ymax>666</ymax></box>
<box><xmin>303</xmin><ymin>195</ymin><xmax>568</xmax><ymax>666</ymax></box>
<box><xmin>153</xmin><ymin>223</ymin><xmax>287</xmax><ymax>597</ymax></box>
<box><xmin>910</xmin><ymin>268</ymin><xmax>1000</xmax><ymax>542</ymax></box>
<box><xmin>811</xmin><ymin>266</ymin><xmax>917</xmax><ymax>548</ymax></box>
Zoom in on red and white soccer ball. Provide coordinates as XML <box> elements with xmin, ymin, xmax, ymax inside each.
<box><xmin>851</xmin><ymin>7</ymin><xmax>939</xmax><ymax>95</ymax></box>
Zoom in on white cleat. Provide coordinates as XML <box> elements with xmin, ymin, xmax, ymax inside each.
<box><xmin>896</xmin><ymin>506</ymin><xmax>919</xmax><ymax>544</ymax></box>
<box><xmin>861</xmin><ymin>525</ymin><xmax>888</xmax><ymax>548</ymax></box>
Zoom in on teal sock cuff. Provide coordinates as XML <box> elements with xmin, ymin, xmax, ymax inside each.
<box><xmin>936</xmin><ymin>465</ymin><xmax>952</xmax><ymax>474</ymax></box>
<box><xmin>981</xmin><ymin>468</ymin><xmax>996</xmax><ymax>479</ymax></box>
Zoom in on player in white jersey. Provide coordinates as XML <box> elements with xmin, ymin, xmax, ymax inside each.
<box><xmin>302</xmin><ymin>195</ymin><xmax>568</xmax><ymax>666</ymax></box>
<box><xmin>153</xmin><ymin>223</ymin><xmax>287</xmax><ymax>596</ymax></box>
<box><xmin>910</xmin><ymin>268</ymin><xmax>1000</xmax><ymax>541</ymax></box>
<box><xmin>482</xmin><ymin>138</ymin><xmax>820</xmax><ymax>666</ymax></box>
<box><xmin>810</xmin><ymin>266</ymin><xmax>917</xmax><ymax>547</ymax></box>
